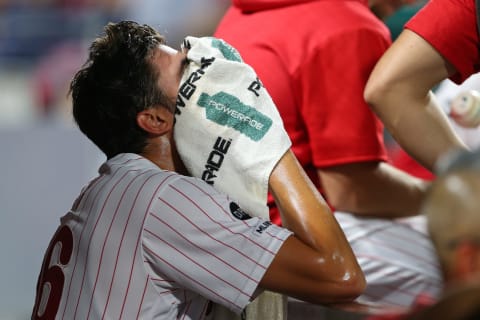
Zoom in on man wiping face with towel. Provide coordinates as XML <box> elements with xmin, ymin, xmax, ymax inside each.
<box><xmin>34</xmin><ymin>21</ymin><xmax>365</xmax><ymax>320</ymax></box>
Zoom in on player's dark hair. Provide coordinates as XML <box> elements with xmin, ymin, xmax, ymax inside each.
<box><xmin>70</xmin><ymin>20</ymin><xmax>173</xmax><ymax>158</ymax></box>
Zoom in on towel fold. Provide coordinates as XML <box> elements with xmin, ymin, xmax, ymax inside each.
<box><xmin>174</xmin><ymin>36</ymin><xmax>291</xmax><ymax>219</ymax></box>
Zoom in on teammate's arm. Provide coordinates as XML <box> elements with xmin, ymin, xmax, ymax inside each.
<box><xmin>317</xmin><ymin>161</ymin><xmax>428</xmax><ymax>218</ymax></box>
<box><xmin>260</xmin><ymin>150</ymin><xmax>366</xmax><ymax>304</ymax></box>
<box><xmin>364</xmin><ymin>29</ymin><xmax>468</xmax><ymax>170</ymax></box>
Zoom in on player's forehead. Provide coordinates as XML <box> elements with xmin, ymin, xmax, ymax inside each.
<box><xmin>151</xmin><ymin>44</ymin><xmax>178</xmax><ymax>65</ymax></box>
<box><xmin>149</xmin><ymin>43</ymin><xmax>187</xmax><ymax>101</ymax></box>
<box><xmin>158</xmin><ymin>44</ymin><xmax>178</xmax><ymax>56</ymax></box>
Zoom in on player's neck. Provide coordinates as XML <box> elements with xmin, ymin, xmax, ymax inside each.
<box><xmin>141</xmin><ymin>136</ymin><xmax>188</xmax><ymax>175</ymax></box>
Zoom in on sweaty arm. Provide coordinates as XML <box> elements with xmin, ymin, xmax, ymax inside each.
<box><xmin>364</xmin><ymin>29</ymin><xmax>468</xmax><ymax>170</ymax></box>
<box><xmin>318</xmin><ymin>160</ymin><xmax>429</xmax><ymax>218</ymax></box>
<box><xmin>260</xmin><ymin>150</ymin><xmax>366</xmax><ymax>304</ymax></box>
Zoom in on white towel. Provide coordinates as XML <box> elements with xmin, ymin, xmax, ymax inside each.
<box><xmin>174</xmin><ymin>36</ymin><xmax>291</xmax><ymax>219</ymax></box>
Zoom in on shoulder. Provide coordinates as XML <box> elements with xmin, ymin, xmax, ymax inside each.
<box><xmin>405</xmin><ymin>0</ymin><xmax>479</xmax><ymax>82</ymax></box>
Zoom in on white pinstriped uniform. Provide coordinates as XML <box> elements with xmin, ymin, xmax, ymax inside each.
<box><xmin>335</xmin><ymin>212</ymin><xmax>443</xmax><ymax>308</ymax></box>
<box><xmin>33</xmin><ymin>153</ymin><xmax>291</xmax><ymax>320</ymax></box>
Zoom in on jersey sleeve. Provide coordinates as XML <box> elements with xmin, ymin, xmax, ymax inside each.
<box><xmin>300</xmin><ymin>25</ymin><xmax>389</xmax><ymax>167</ymax></box>
<box><xmin>405</xmin><ymin>0</ymin><xmax>480</xmax><ymax>83</ymax></box>
<box><xmin>141</xmin><ymin>175</ymin><xmax>292</xmax><ymax>314</ymax></box>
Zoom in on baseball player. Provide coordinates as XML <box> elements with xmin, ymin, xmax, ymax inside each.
<box><xmin>31</xmin><ymin>21</ymin><xmax>364</xmax><ymax>319</ymax></box>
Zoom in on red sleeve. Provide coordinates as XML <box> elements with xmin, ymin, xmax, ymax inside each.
<box><xmin>300</xmin><ymin>27</ymin><xmax>389</xmax><ymax>167</ymax></box>
<box><xmin>405</xmin><ymin>0</ymin><xmax>480</xmax><ymax>84</ymax></box>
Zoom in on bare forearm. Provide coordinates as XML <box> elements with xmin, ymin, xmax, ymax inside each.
<box><xmin>320</xmin><ymin>162</ymin><xmax>429</xmax><ymax>218</ymax></box>
<box><xmin>265</xmin><ymin>150</ymin><xmax>365</xmax><ymax>301</ymax></box>
<box><xmin>369</xmin><ymin>89</ymin><xmax>468</xmax><ymax>170</ymax></box>
<box><xmin>269</xmin><ymin>150</ymin><xmax>353</xmax><ymax>254</ymax></box>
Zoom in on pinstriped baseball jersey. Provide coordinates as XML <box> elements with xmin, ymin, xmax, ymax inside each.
<box><xmin>334</xmin><ymin>212</ymin><xmax>442</xmax><ymax>308</ymax></box>
<box><xmin>32</xmin><ymin>153</ymin><xmax>292</xmax><ymax>319</ymax></box>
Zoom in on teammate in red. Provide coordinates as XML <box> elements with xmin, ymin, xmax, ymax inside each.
<box><xmin>214</xmin><ymin>0</ymin><xmax>440</xmax><ymax>308</ymax></box>
<box><xmin>31</xmin><ymin>21</ymin><xmax>364</xmax><ymax>319</ymax></box>
<box><xmin>365</xmin><ymin>0</ymin><xmax>477</xmax><ymax>170</ymax></box>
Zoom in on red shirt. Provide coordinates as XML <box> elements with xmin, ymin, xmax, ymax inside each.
<box><xmin>405</xmin><ymin>0</ymin><xmax>480</xmax><ymax>84</ymax></box>
<box><xmin>215</xmin><ymin>0</ymin><xmax>389</xmax><ymax>225</ymax></box>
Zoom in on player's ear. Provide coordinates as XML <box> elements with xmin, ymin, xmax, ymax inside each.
<box><xmin>137</xmin><ymin>107</ymin><xmax>174</xmax><ymax>135</ymax></box>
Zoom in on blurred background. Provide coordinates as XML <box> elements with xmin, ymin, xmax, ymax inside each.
<box><xmin>0</xmin><ymin>1</ymin><xmax>229</xmax><ymax>318</ymax></box>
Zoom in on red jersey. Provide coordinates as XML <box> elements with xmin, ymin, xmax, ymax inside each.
<box><xmin>405</xmin><ymin>0</ymin><xmax>480</xmax><ymax>84</ymax></box>
<box><xmin>215</xmin><ymin>0</ymin><xmax>389</xmax><ymax>225</ymax></box>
